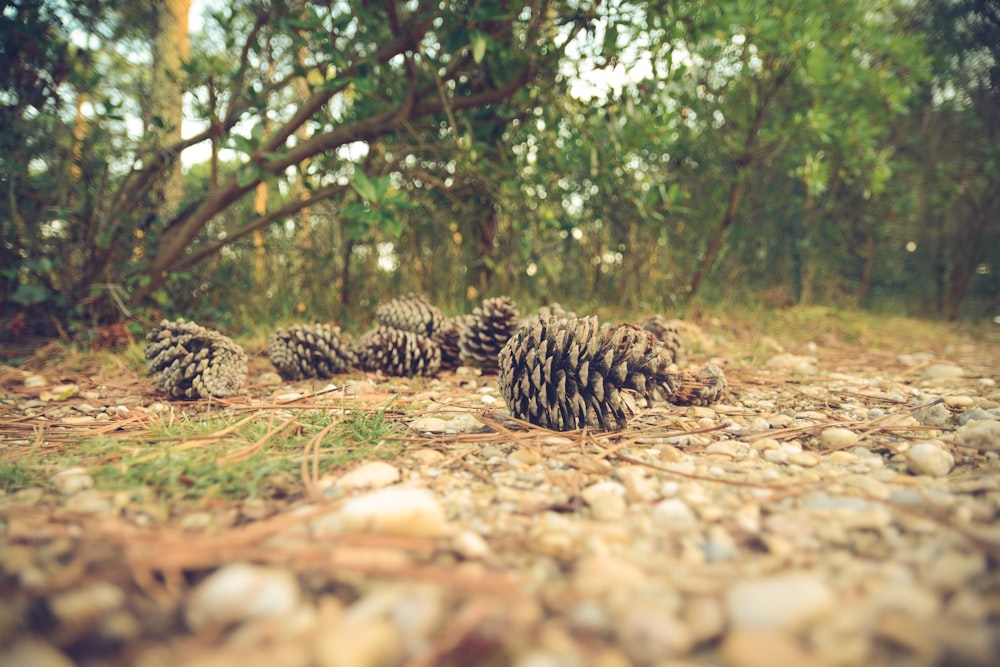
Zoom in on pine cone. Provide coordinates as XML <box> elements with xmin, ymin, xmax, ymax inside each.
<box><xmin>432</xmin><ymin>316</ymin><xmax>466</xmax><ymax>371</ymax></box>
<box><xmin>460</xmin><ymin>296</ymin><xmax>519</xmax><ymax>370</ymax></box>
<box><xmin>144</xmin><ymin>319</ymin><xmax>247</xmax><ymax>399</ymax></box>
<box><xmin>498</xmin><ymin>316</ymin><xmax>726</xmax><ymax>431</ymax></box>
<box><xmin>355</xmin><ymin>326</ymin><xmax>442</xmax><ymax>377</ymax></box>
<box><xmin>535</xmin><ymin>303</ymin><xmax>577</xmax><ymax>321</ymax></box>
<box><xmin>640</xmin><ymin>314</ymin><xmax>682</xmax><ymax>364</ymax></box>
<box><xmin>267</xmin><ymin>323</ymin><xmax>356</xmax><ymax>380</ymax></box>
<box><xmin>375</xmin><ymin>294</ymin><xmax>446</xmax><ymax>338</ymax></box>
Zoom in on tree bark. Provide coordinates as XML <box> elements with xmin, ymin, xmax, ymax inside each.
<box><xmin>150</xmin><ymin>0</ymin><xmax>191</xmax><ymax>218</ymax></box>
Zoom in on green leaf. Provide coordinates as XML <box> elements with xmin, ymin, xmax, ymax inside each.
<box><xmin>341</xmin><ymin>201</ymin><xmax>369</xmax><ymax>219</ymax></box>
<box><xmin>12</xmin><ymin>283</ymin><xmax>49</xmax><ymax>306</ymax></box>
<box><xmin>373</xmin><ymin>174</ymin><xmax>391</xmax><ymax>201</ymax></box>
<box><xmin>236</xmin><ymin>163</ymin><xmax>261</xmax><ymax>188</ymax></box>
<box><xmin>380</xmin><ymin>214</ymin><xmax>403</xmax><ymax>238</ymax></box>
<box><xmin>471</xmin><ymin>30</ymin><xmax>488</xmax><ymax>64</ymax></box>
<box><xmin>445</xmin><ymin>28</ymin><xmax>470</xmax><ymax>55</ymax></box>
<box><xmin>352</xmin><ymin>166</ymin><xmax>378</xmax><ymax>202</ymax></box>
<box><xmin>470</xmin><ymin>2</ymin><xmax>508</xmax><ymax>20</ymax></box>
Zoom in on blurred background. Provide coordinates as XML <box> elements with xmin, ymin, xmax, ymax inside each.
<box><xmin>2</xmin><ymin>0</ymin><xmax>997</xmax><ymax>340</ymax></box>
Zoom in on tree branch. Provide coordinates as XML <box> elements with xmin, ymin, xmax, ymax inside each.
<box><xmin>172</xmin><ymin>182</ymin><xmax>350</xmax><ymax>271</ymax></box>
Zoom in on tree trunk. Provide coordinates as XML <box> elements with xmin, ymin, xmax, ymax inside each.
<box><xmin>150</xmin><ymin>0</ymin><xmax>191</xmax><ymax>218</ymax></box>
<box><xmin>685</xmin><ymin>177</ymin><xmax>749</xmax><ymax>302</ymax></box>
<box><xmin>857</xmin><ymin>232</ymin><xmax>875</xmax><ymax>308</ymax></box>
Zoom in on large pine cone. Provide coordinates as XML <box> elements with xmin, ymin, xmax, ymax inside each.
<box><xmin>144</xmin><ymin>319</ymin><xmax>247</xmax><ymax>399</ymax></box>
<box><xmin>534</xmin><ymin>303</ymin><xmax>577</xmax><ymax>322</ymax></box>
<box><xmin>267</xmin><ymin>323</ymin><xmax>356</xmax><ymax>380</ymax></box>
<box><xmin>375</xmin><ymin>294</ymin><xmax>445</xmax><ymax>338</ymax></box>
<box><xmin>498</xmin><ymin>317</ymin><xmax>726</xmax><ymax>431</ymax></box>
<box><xmin>355</xmin><ymin>326</ymin><xmax>442</xmax><ymax>377</ymax></box>
<box><xmin>640</xmin><ymin>314</ymin><xmax>682</xmax><ymax>364</ymax></box>
<box><xmin>460</xmin><ymin>296</ymin><xmax>519</xmax><ymax>370</ymax></box>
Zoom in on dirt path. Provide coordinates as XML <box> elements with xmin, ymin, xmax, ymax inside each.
<box><xmin>1</xmin><ymin>313</ymin><xmax>998</xmax><ymax>667</ymax></box>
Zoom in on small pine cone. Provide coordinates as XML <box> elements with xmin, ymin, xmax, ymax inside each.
<box><xmin>432</xmin><ymin>316</ymin><xmax>466</xmax><ymax>371</ymax></box>
<box><xmin>144</xmin><ymin>319</ymin><xmax>247</xmax><ymax>399</ymax></box>
<box><xmin>460</xmin><ymin>296</ymin><xmax>520</xmax><ymax>370</ymax></box>
<box><xmin>660</xmin><ymin>364</ymin><xmax>727</xmax><ymax>406</ymax></box>
<box><xmin>375</xmin><ymin>294</ymin><xmax>445</xmax><ymax>338</ymax></box>
<box><xmin>498</xmin><ymin>317</ymin><xmax>725</xmax><ymax>431</ymax></box>
<box><xmin>267</xmin><ymin>323</ymin><xmax>356</xmax><ymax>380</ymax></box>
<box><xmin>640</xmin><ymin>314</ymin><xmax>682</xmax><ymax>364</ymax></box>
<box><xmin>355</xmin><ymin>326</ymin><xmax>441</xmax><ymax>377</ymax></box>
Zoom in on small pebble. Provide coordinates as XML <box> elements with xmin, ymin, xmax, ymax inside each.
<box><xmin>50</xmin><ymin>468</ymin><xmax>93</xmax><ymax>495</ymax></box>
<box><xmin>905</xmin><ymin>442</ymin><xmax>955</xmax><ymax>477</ymax></box>
<box><xmin>582</xmin><ymin>482</ymin><xmax>627</xmax><ymax>521</ymax></box>
<box><xmin>617</xmin><ymin>603</ymin><xmax>694</xmax><ymax>663</ymax></box>
<box><xmin>706</xmin><ymin>441</ymin><xmax>740</xmax><ymax>457</ymax></box>
<box><xmin>257</xmin><ymin>371</ymin><xmax>283</xmax><ymax>386</ymax></box>
<box><xmin>787</xmin><ymin>451</ymin><xmax>821</xmax><ymax>467</ymax></box>
<box><xmin>185</xmin><ymin>563</ymin><xmax>300</xmax><ymax>631</ymax></box>
<box><xmin>720</xmin><ymin>629</ymin><xmax>824</xmax><ymax>667</ymax></box>
<box><xmin>819</xmin><ymin>428</ymin><xmax>858</xmax><ymax>449</ymax></box>
<box><xmin>49</xmin><ymin>582</ymin><xmax>125</xmax><ymax>626</ymax></box>
<box><xmin>23</xmin><ymin>374</ymin><xmax>48</xmax><ymax>388</ymax></box>
<box><xmin>336</xmin><ymin>487</ymin><xmax>448</xmax><ymax>538</ymax></box>
<box><xmin>921</xmin><ymin>364</ymin><xmax>964</xmax><ymax>380</ymax></box>
<box><xmin>766</xmin><ymin>354</ymin><xmax>817</xmax><ymax>374</ymax></box>
<box><xmin>957</xmin><ymin>420</ymin><xmax>1000</xmax><ymax>450</ymax></box>
<box><xmin>726</xmin><ymin>574</ymin><xmax>835</xmax><ymax>632</ymax></box>
<box><xmin>452</xmin><ymin>530</ymin><xmax>490</xmax><ymax>560</ymax></box>
<box><xmin>409</xmin><ymin>416</ymin><xmax>449</xmax><ymax>433</ymax></box>
<box><xmin>943</xmin><ymin>394</ymin><xmax>974</xmax><ymax>409</ymax></box>
<box><xmin>651</xmin><ymin>498</ymin><xmax>697</xmax><ymax>530</ymax></box>
<box><xmin>334</xmin><ymin>461</ymin><xmax>400</xmax><ymax>490</ymax></box>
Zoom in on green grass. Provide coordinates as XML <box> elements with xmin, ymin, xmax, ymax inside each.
<box><xmin>0</xmin><ymin>461</ymin><xmax>44</xmax><ymax>493</ymax></box>
<box><xmin>2</xmin><ymin>406</ymin><xmax>407</xmax><ymax>509</ymax></box>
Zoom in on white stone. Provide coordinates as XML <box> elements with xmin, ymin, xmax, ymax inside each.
<box><xmin>957</xmin><ymin>420</ymin><xmax>1000</xmax><ymax>451</ymax></box>
<box><xmin>335</xmin><ymin>461</ymin><xmax>400</xmax><ymax>490</ymax></box>
<box><xmin>582</xmin><ymin>482</ymin><xmax>627</xmax><ymax>521</ymax></box>
<box><xmin>452</xmin><ymin>530</ymin><xmax>491</xmax><ymax>560</ymax></box>
<box><xmin>314</xmin><ymin>617</ymin><xmax>403</xmax><ymax>667</ymax></box>
<box><xmin>706</xmin><ymin>441</ymin><xmax>740</xmax><ymax>457</ymax></box>
<box><xmin>185</xmin><ymin>563</ymin><xmax>300</xmax><ymax>631</ymax></box>
<box><xmin>683</xmin><ymin>594</ymin><xmax>726</xmax><ymax>643</ymax></box>
<box><xmin>726</xmin><ymin>574</ymin><xmax>835</xmax><ymax>632</ymax></box>
<box><xmin>787</xmin><ymin>451</ymin><xmax>821</xmax><ymax>467</ymax></box>
<box><xmin>337</xmin><ymin>487</ymin><xmax>448</xmax><ymax>538</ymax></box>
<box><xmin>943</xmin><ymin>394</ymin><xmax>974</xmax><ymax>409</ymax></box>
<box><xmin>921</xmin><ymin>364</ymin><xmax>964</xmax><ymax>380</ymax></box>
<box><xmin>766</xmin><ymin>353</ymin><xmax>817</xmax><ymax>374</ymax></box>
<box><xmin>275</xmin><ymin>391</ymin><xmax>304</xmax><ymax>401</ymax></box>
<box><xmin>23</xmin><ymin>374</ymin><xmax>48</xmax><ymax>388</ymax></box>
<box><xmin>905</xmin><ymin>442</ymin><xmax>955</xmax><ymax>477</ymax></box>
<box><xmin>923</xmin><ymin>551</ymin><xmax>987</xmax><ymax>592</ymax></box>
<box><xmin>720</xmin><ymin>629</ymin><xmax>824</xmax><ymax>667</ymax></box>
<box><xmin>651</xmin><ymin>498</ymin><xmax>697</xmax><ymax>530</ymax></box>
<box><xmin>408</xmin><ymin>416</ymin><xmax>449</xmax><ymax>433</ymax></box>
<box><xmin>50</xmin><ymin>467</ymin><xmax>93</xmax><ymax>495</ymax></box>
<box><xmin>49</xmin><ymin>582</ymin><xmax>125</xmax><ymax>625</ymax></box>
<box><xmin>820</xmin><ymin>427</ymin><xmax>858</xmax><ymax>449</ymax></box>
<box><xmin>617</xmin><ymin>602</ymin><xmax>694</xmax><ymax>663</ymax></box>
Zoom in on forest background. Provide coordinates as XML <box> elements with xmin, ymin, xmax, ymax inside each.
<box><xmin>1</xmin><ymin>0</ymin><xmax>998</xmax><ymax>341</ymax></box>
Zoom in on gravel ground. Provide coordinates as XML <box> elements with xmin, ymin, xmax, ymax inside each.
<box><xmin>1</xmin><ymin>318</ymin><xmax>999</xmax><ymax>667</ymax></box>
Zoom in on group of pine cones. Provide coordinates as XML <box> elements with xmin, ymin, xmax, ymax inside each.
<box><xmin>144</xmin><ymin>296</ymin><xmax>726</xmax><ymax>431</ymax></box>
